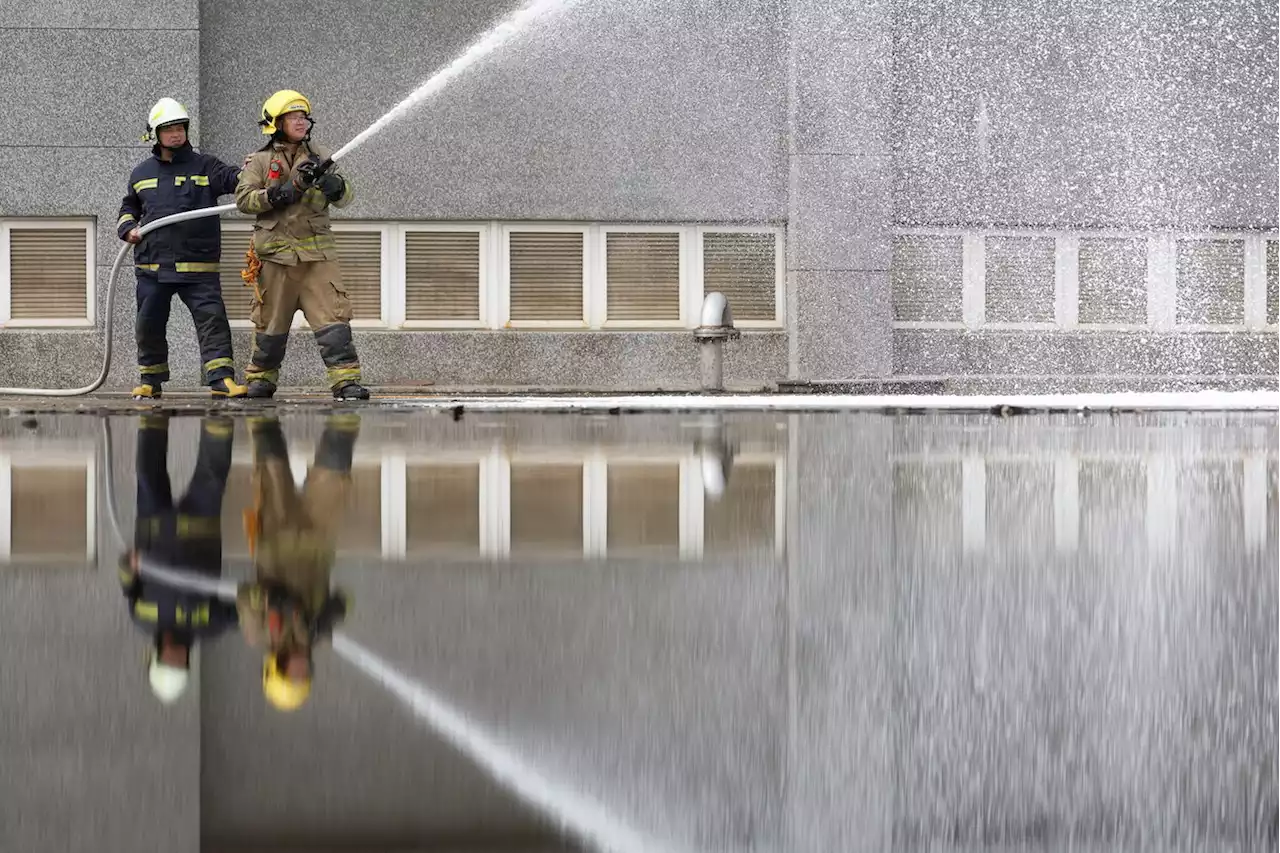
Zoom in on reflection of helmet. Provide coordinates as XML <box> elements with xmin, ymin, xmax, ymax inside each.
<box><xmin>258</xmin><ymin>90</ymin><xmax>312</xmax><ymax>136</ymax></box>
<box><xmin>145</xmin><ymin>97</ymin><xmax>190</xmax><ymax>141</ymax></box>
<box><xmin>149</xmin><ymin>658</ymin><xmax>189</xmax><ymax>704</ymax></box>
<box><xmin>262</xmin><ymin>653</ymin><xmax>311</xmax><ymax>712</ymax></box>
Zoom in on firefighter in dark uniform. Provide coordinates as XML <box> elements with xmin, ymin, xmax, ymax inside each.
<box><xmin>117</xmin><ymin>97</ymin><xmax>247</xmax><ymax>400</ymax></box>
<box><xmin>235</xmin><ymin>414</ymin><xmax>356</xmax><ymax>711</ymax></box>
<box><xmin>118</xmin><ymin>413</ymin><xmax>240</xmax><ymax>704</ymax></box>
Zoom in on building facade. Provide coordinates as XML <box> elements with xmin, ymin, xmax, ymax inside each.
<box><xmin>0</xmin><ymin>0</ymin><xmax>1275</xmax><ymax>392</ymax></box>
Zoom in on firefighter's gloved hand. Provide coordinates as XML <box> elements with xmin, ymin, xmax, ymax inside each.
<box><xmin>317</xmin><ymin>173</ymin><xmax>344</xmax><ymax>202</ymax></box>
<box><xmin>294</xmin><ymin>155</ymin><xmax>323</xmax><ymax>188</ymax></box>
<box><xmin>266</xmin><ymin>182</ymin><xmax>301</xmax><ymax>209</ymax></box>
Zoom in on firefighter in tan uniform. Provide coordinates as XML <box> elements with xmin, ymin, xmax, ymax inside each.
<box><xmin>235</xmin><ymin>414</ymin><xmax>357</xmax><ymax>711</ymax></box>
<box><xmin>235</xmin><ymin>90</ymin><xmax>371</xmax><ymax>400</ymax></box>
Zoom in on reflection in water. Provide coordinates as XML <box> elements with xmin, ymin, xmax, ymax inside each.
<box><xmin>122</xmin><ymin>415</ymin><xmax>357</xmax><ymax>713</ymax></box>
<box><xmin>120</xmin><ymin>414</ymin><xmax>238</xmax><ymax>704</ymax></box>
<box><xmin>0</xmin><ymin>411</ymin><xmax>1273</xmax><ymax>852</ymax></box>
<box><xmin>236</xmin><ymin>416</ymin><xmax>356</xmax><ymax>713</ymax></box>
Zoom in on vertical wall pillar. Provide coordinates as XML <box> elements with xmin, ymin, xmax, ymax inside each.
<box><xmin>787</xmin><ymin>0</ymin><xmax>894</xmax><ymax>381</ymax></box>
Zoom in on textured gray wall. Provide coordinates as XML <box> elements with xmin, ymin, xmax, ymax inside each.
<box><xmin>887</xmin><ymin>0</ymin><xmax>1278</xmax><ymax>384</ymax></box>
<box><xmin>788</xmin><ymin>0</ymin><xmax>894</xmax><ymax>382</ymax></box>
<box><xmin>0</xmin><ymin>0</ymin><xmax>204</xmax><ymax>392</ymax></box>
<box><xmin>891</xmin><ymin>0</ymin><xmax>1279</xmax><ymax>229</ymax></box>
<box><xmin>2</xmin><ymin>0</ymin><xmax>793</xmax><ymax>392</ymax></box>
<box><xmin>198</xmin><ymin>0</ymin><xmax>788</xmax><ymax>222</ymax></box>
<box><xmin>894</xmin><ymin>329</ymin><xmax>1280</xmax><ymax>378</ymax></box>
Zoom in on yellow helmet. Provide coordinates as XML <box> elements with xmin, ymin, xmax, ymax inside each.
<box><xmin>258</xmin><ymin>89</ymin><xmax>312</xmax><ymax>136</ymax></box>
<box><xmin>262</xmin><ymin>653</ymin><xmax>311</xmax><ymax>712</ymax></box>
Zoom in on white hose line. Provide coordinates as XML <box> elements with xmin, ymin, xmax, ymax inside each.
<box><xmin>0</xmin><ymin>203</ymin><xmax>237</xmax><ymax>397</ymax></box>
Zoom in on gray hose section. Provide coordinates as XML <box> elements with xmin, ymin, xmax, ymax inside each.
<box><xmin>100</xmin><ymin>416</ymin><xmax>241</xmax><ymax>600</ymax></box>
<box><xmin>0</xmin><ymin>202</ymin><xmax>239</xmax><ymax>397</ymax></box>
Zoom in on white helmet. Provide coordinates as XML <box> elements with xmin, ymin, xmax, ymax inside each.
<box><xmin>149</xmin><ymin>659</ymin><xmax>190</xmax><ymax>704</ymax></box>
<box><xmin>145</xmin><ymin>97</ymin><xmax>190</xmax><ymax>140</ymax></box>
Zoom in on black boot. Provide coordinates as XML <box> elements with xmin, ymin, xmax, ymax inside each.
<box><xmin>332</xmin><ymin>380</ymin><xmax>370</xmax><ymax>400</ymax></box>
<box><xmin>246</xmin><ymin>379</ymin><xmax>277</xmax><ymax>399</ymax></box>
<box><xmin>132</xmin><ymin>381</ymin><xmax>162</xmax><ymax>400</ymax></box>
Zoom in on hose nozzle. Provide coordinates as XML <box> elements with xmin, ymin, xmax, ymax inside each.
<box><xmin>296</xmin><ymin>156</ymin><xmax>336</xmax><ymax>188</ymax></box>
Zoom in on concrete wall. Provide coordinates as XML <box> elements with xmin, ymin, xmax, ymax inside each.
<box><xmin>788</xmin><ymin>0</ymin><xmax>894</xmax><ymax>381</ymax></box>
<box><xmin>0</xmin><ymin>0</ymin><xmax>1275</xmax><ymax>391</ymax></box>
<box><xmin>0</xmin><ymin>0</ymin><xmax>204</xmax><ymax>391</ymax></box>
<box><xmin>891</xmin><ymin>0</ymin><xmax>1278</xmax><ymax>229</ymax></box>
<box><xmin>0</xmin><ymin>0</ymin><xmax>921</xmax><ymax>389</ymax></box>
<box><xmin>193</xmin><ymin>0</ymin><xmax>794</xmax><ymax>391</ymax></box>
<box><xmin>889</xmin><ymin>0</ymin><xmax>1279</xmax><ymax>382</ymax></box>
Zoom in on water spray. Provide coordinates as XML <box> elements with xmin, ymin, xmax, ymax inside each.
<box><xmin>301</xmin><ymin>0</ymin><xmax>571</xmax><ymax>184</ymax></box>
<box><xmin>0</xmin><ymin>0</ymin><xmax>568</xmax><ymax>397</ymax></box>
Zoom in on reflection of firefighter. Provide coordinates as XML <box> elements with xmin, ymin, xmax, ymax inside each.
<box><xmin>119</xmin><ymin>414</ymin><xmax>239</xmax><ymax>704</ymax></box>
<box><xmin>236</xmin><ymin>415</ymin><xmax>357</xmax><ymax>712</ymax></box>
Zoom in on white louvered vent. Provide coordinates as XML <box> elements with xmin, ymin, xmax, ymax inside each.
<box><xmin>1077</xmin><ymin>237</ymin><xmax>1147</xmax><ymax>325</ymax></box>
<box><xmin>219</xmin><ymin>229</ymin><xmax>254</xmax><ymax>323</ymax></box>
<box><xmin>984</xmin><ymin>236</ymin><xmax>1055</xmax><ymax>323</ymax></box>
<box><xmin>1176</xmin><ymin>239</ymin><xmax>1244</xmax><ymax>325</ymax></box>
<box><xmin>702</xmin><ymin>232</ymin><xmax>777</xmax><ymax>322</ymax></box>
<box><xmin>335</xmin><ymin>231</ymin><xmax>382</xmax><ymax>322</ymax></box>
<box><xmin>9</xmin><ymin>229</ymin><xmax>89</xmax><ymax>320</ymax></box>
<box><xmin>605</xmin><ymin>232</ymin><xmax>680</xmax><ymax>322</ymax></box>
<box><xmin>406</xmin><ymin>231</ymin><xmax>481</xmax><ymax>322</ymax></box>
<box><xmin>891</xmin><ymin>235</ymin><xmax>963</xmax><ymax>322</ymax></box>
<box><xmin>509</xmin><ymin>231</ymin><xmax>584</xmax><ymax>322</ymax></box>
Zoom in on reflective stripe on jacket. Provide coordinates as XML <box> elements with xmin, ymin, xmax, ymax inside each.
<box><xmin>117</xmin><ymin>142</ymin><xmax>241</xmax><ymax>282</ymax></box>
<box><xmin>234</xmin><ymin>140</ymin><xmax>354</xmax><ymax>266</ymax></box>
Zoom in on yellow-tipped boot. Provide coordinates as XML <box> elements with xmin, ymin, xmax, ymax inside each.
<box><xmin>211</xmin><ymin>377</ymin><xmax>248</xmax><ymax>399</ymax></box>
<box><xmin>132</xmin><ymin>383</ymin><xmax>162</xmax><ymax>400</ymax></box>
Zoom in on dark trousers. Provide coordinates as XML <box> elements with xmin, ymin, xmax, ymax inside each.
<box><xmin>136</xmin><ymin>271</ymin><xmax>235</xmax><ymax>384</ymax></box>
<box><xmin>135</xmin><ymin>417</ymin><xmax>233</xmax><ymax>573</ymax></box>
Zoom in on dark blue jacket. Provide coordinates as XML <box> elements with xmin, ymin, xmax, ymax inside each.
<box><xmin>119</xmin><ymin>563</ymin><xmax>240</xmax><ymax>639</ymax></box>
<box><xmin>117</xmin><ymin>142</ymin><xmax>240</xmax><ymax>282</ymax></box>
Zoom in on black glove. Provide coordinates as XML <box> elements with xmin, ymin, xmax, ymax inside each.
<box><xmin>317</xmin><ymin>172</ymin><xmax>345</xmax><ymax>202</ymax></box>
<box><xmin>294</xmin><ymin>155</ymin><xmax>322</xmax><ymax>188</ymax></box>
<box><xmin>266</xmin><ymin>182</ymin><xmax>301</xmax><ymax>209</ymax></box>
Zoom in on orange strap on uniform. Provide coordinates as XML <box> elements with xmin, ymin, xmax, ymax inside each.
<box><xmin>241</xmin><ymin>244</ymin><xmax>263</xmax><ymax>300</ymax></box>
<box><xmin>243</xmin><ymin>507</ymin><xmax>260</xmax><ymax>558</ymax></box>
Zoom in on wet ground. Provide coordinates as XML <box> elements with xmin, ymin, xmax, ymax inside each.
<box><xmin>0</xmin><ymin>407</ymin><xmax>1275</xmax><ymax>853</ymax></box>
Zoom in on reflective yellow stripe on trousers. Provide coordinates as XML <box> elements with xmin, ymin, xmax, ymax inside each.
<box><xmin>175</xmin><ymin>262</ymin><xmax>220</xmax><ymax>273</ymax></box>
<box><xmin>204</xmin><ymin>357</ymin><xmax>234</xmax><ymax>373</ymax></box>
